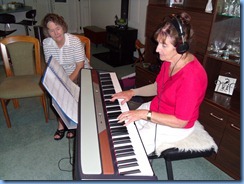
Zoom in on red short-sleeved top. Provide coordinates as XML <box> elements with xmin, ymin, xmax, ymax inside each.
<box><xmin>150</xmin><ymin>57</ymin><xmax>208</xmax><ymax>128</ymax></box>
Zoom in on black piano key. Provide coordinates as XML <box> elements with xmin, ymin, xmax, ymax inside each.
<box><xmin>101</xmin><ymin>81</ymin><xmax>113</xmax><ymax>86</ymax></box>
<box><xmin>111</xmin><ymin>131</ymin><xmax>128</xmax><ymax>136</ymax></box>
<box><xmin>111</xmin><ymin>129</ymin><xmax>128</xmax><ymax>135</ymax></box>
<box><xmin>111</xmin><ymin>130</ymin><xmax>128</xmax><ymax>135</ymax></box>
<box><xmin>117</xmin><ymin>158</ymin><xmax>138</xmax><ymax>165</ymax></box>
<box><xmin>100</xmin><ymin>77</ymin><xmax>111</xmax><ymax>81</ymax></box>
<box><xmin>109</xmin><ymin>123</ymin><xmax>124</xmax><ymax>128</ymax></box>
<box><xmin>113</xmin><ymin>136</ymin><xmax>130</xmax><ymax>142</ymax></box>
<box><xmin>103</xmin><ymin>89</ymin><xmax>116</xmax><ymax>95</ymax></box>
<box><xmin>115</xmin><ymin>148</ymin><xmax>134</xmax><ymax>154</ymax></box>
<box><xmin>113</xmin><ymin>139</ymin><xmax>131</xmax><ymax>145</ymax></box>
<box><xmin>104</xmin><ymin>96</ymin><xmax>112</xmax><ymax>101</ymax></box>
<box><xmin>109</xmin><ymin>121</ymin><xmax>124</xmax><ymax>126</ymax></box>
<box><xmin>110</xmin><ymin>127</ymin><xmax>127</xmax><ymax>132</ymax></box>
<box><xmin>106</xmin><ymin>106</ymin><xmax>121</xmax><ymax>112</ymax></box>
<box><xmin>102</xmin><ymin>85</ymin><xmax>114</xmax><ymax>90</ymax></box>
<box><xmin>114</xmin><ymin>145</ymin><xmax>133</xmax><ymax>151</ymax></box>
<box><xmin>116</xmin><ymin>151</ymin><xmax>135</xmax><ymax>158</ymax></box>
<box><xmin>99</xmin><ymin>73</ymin><xmax>110</xmax><ymax>78</ymax></box>
<box><xmin>118</xmin><ymin>162</ymin><xmax>139</xmax><ymax>169</ymax></box>
<box><xmin>119</xmin><ymin>169</ymin><xmax>141</xmax><ymax>175</ymax></box>
<box><xmin>107</xmin><ymin>112</ymin><xmax>121</xmax><ymax>119</ymax></box>
<box><xmin>100</xmin><ymin>78</ymin><xmax>111</xmax><ymax>82</ymax></box>
<box><xmin>105</xmin><ymin>100</ymin><xmax>119</xmax><ymax>106</ymax></box>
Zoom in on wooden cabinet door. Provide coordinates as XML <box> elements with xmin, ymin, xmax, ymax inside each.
<box><xmin>199</xmin><ymin>101</ymin><xmax>227</xmax><ymax>146</ymax></box>
<box><xmin>215</xmin><ymin>117</ymin><xmax>240</xmax><ymax>179</ymax></box>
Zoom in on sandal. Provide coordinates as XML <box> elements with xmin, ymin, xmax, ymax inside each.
<box><xmin>66</xmin><ymin>129</ymin><xmax>76</xmax><ymax>139</ymax></box>
<box><xmin>54</xmin><ymin>129</ymin><xmax>66</xmax><ymax>140</ymax></box>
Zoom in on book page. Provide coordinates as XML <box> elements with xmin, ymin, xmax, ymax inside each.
<box><xmin>42</xmin><ymin>56</ymin><xmax>80</xmax><ymax>124</ymax></box>
<box><xmin>52</xmin><ymin>99</ymin><xmax>77</xmax><ymax>129</ymax></box>
<box><xmin>48</xmin><ymin>56</ymin><xmax>80</xmax><ymax>102</ymax></box>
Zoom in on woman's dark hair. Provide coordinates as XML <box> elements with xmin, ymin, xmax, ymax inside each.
<box><xmin>154</xmin><ymin>12</ymin><xmax>194</xmax><ymax>47</ymax></box>
<box><xmin>41</xmin><ymin>13</ymin><xmax>68</xmax><ymax>37</ymax></box>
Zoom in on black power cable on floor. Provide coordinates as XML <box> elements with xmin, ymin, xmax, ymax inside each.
<box><xmin>57</xmin><ymin>138</ymin><xmax>74</xmax><ymax>172</ymax></box>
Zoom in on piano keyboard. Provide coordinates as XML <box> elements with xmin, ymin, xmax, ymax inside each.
<box><xmin>75</xmin><ymin>69</ymin><xmax>156</xmax><ymax>180</ymax></box>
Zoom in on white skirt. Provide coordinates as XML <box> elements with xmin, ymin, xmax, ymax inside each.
<box><xmin>135</xmin><ymin>102</ymin><xmax>195</xmax><ymax>155</ymax></box>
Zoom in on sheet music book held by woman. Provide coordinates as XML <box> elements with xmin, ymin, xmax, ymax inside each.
<box><xmin>41</xmin><ymin>56</ymin><xmax>80</xmax><ymax>129</ymax></box>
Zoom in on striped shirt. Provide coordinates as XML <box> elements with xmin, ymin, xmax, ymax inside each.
<box><xmin>43</xmin><ymin>33</ymin><xmax>90</xmax><ymax>75</ymax></box>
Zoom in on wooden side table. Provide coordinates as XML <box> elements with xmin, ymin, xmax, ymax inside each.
<box><xmin>83</xmin><ymin>26</ymin><xmax>106</xmax><ymax>47</ymax></box>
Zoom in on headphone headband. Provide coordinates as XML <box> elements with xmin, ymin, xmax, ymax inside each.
<box><xmin>169</xmin><ymin>14</ymin><xmax>189</xmax><ymax>54</ymax></box>
<box><xmin>170</xmin><ymin>14</ymin><xmax>184</xmax><ymax>37</ymax></box>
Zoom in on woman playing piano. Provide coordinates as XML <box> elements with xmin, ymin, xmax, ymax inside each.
<box><xmin>110</xmin><ymin>12</ymin><xmax>207</xmax><ymax>155</ymax></box>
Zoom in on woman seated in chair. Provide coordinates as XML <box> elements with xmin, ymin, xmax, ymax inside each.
<box><xmin>42</xmin><ymin>13</ymin><xmax>91</xmax><ymax>140</ymax></box>
<box><xmin>110</xmin><ymin>12</ymin><xmax>208</xmax><ymax>155</ymax></box>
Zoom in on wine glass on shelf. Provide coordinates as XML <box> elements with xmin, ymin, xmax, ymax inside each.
<box><xmin>214</xmin><ymin>40</ymin><xmax>226</xmax><ymax>57</ymax></box>
<box><xmin>222</xmin><ymin>0</ymin><xmax>230</xmax><ymax>15</ymax></box>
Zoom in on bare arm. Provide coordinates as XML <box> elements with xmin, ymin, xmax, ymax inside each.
<box><xmin>69</xmin><ymin>61</ymin><xmax>84</xmax><ymax>82</ymax></box>
<box><xmin>132</xmin><ymin>82</ymin><xmax>157</xmax><ymax>96</ymax></box>
<box><xmin>111</xmin><ymin>82</ymin><xmax>157</xmax><ymax>105</ymax></box>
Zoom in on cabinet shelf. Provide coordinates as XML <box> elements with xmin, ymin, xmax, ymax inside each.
<box><xmin>217</xmin><ymin>13</ymin><xmax>240</xmax><ymax>18</ymax></box>
<box><xmin>204</xmin><ymin>89</ymin><xmax>240</xmax><ymax>117</ymax></box>
<box><xmin>206</xmin><ymin>54</ymin><xmax>240</xmax><ymax>67</ymax></box>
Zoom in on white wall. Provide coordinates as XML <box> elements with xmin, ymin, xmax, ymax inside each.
<box><xmin>90</xmin><ymin>0</ymin><xmax>148</xmax><ymax>43</ymax></box>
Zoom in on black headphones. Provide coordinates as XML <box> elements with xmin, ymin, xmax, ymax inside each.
<box><xmin>170</xmin><ymin>14</ymin><xmax>189</xmax><ymax>54</ymax></box>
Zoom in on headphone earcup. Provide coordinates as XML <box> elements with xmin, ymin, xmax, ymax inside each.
<box><xmin>176</xmin><ymin>42</ymin><xmax>189</xmax><ymax>54</ymax></box>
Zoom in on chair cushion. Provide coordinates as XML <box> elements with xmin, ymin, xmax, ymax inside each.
<box><xmin>0</xmin><ymin>75</ymin><xmax>44</xmax><ymax>99</ymax></box>
<box><xmin>155</xmin><ymin>121</ymin><xmax>218</xmax><ymax>156</ymax></box>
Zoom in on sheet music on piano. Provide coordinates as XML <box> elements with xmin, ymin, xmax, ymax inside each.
<box><xmin>41</xmin><ymin>56</ymin><xmax>79</xmax><ymax>129</ymax></box>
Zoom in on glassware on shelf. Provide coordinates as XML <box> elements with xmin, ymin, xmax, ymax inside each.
<box><xmin>222</xmin><ymin>0</ymin><xmax>240</xmax><ymax>16</ymax></box>
<box><xmin>233</xmin><ymin>0</ymin><xmax>240</xmax><ymax>17</ymax></box>
<box><xmin>228</xmin><ymin>0</ymin><xmax>236</xmax><ymax>16</ymax></box>
<box><xmin>223</xmin><ymin>50</ymin><xmax>230</xmax><ymax>60</ymax></box>
<box><xmin>222</xmin><ymin>0</ymin><xmax>230</xmax><ymax>15</ymax></box>
<box><xmin>214</xmin><ymin>40</ymin><xmax>226</xmax><ymax>57</ymax></box>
